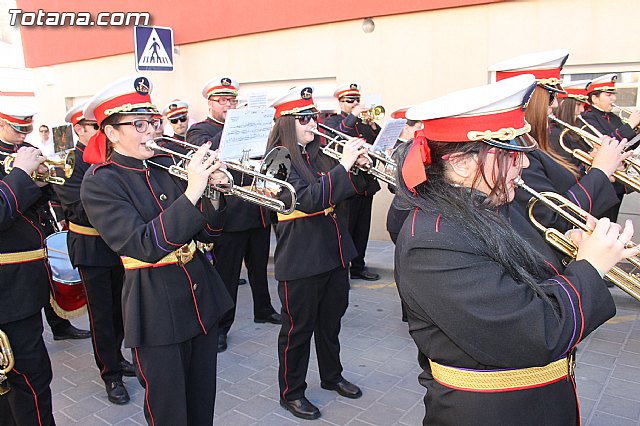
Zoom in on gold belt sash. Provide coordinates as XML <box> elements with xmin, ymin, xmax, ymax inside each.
<box><xmin>0</xmin><ymin>248</ymin><xmax>47</xmax><ymax>265</ymax></box>
<box><xmin>68</xmin><ymin>222</ymin><xmax>100</xmax><ymax>236</ymax></box>
<box><xmin>277</xmin><ymin>206</ymin><xmax>334</xmax><ymax>222</ymax></box>
<box><xmin>121</xmin><ymin>242</ymin><xmax>197</xmax><ymax>270</ymax></box>
<box><xmin>429</xmin><ymin>357</ymin><xmax>570</xmax><ymax>392</ymax></box>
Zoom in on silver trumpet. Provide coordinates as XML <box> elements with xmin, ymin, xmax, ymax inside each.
<box><xmin>147</xmin><ymin>137</ymin><xmax>297</xmax><ymax>214</ymax></box>
<box><xmin>310</xmin><ymin>123</ymin><xmax>397</xmax><ymax>187</ymax></box>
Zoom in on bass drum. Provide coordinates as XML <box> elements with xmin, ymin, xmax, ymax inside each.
<box><xmin>45</xmin><ymin>231</ymin><xmax>86</xmax><ymax>319</ymax></box>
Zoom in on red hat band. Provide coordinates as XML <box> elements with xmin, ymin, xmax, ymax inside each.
<box><xmin>0</xmin><ymin>112</ymin><xmax>32</xmax><ymax>126</ymax></box>
<box><xmin>336</xmin><ymin>89</ymin><xmax>360</xmax><ymax>98</ymax></box>
<box><xmin>207</xmin><ymin>86</ymin><xmax>238</xmax><ymax>98</ymax></box>
<box><xmin>70</xmin><ymin>111</ymin><xmax>84</xmax><ymax>126</ymax></box>
<box><xmin>166</xmin><ymin>107</ymin><xmax>188</xmax><ymax>119</ymax></box>
<box><xmin>588</xmin><ymin>82</ymin><xmax>616</xmax><ymax>92</ymax></box>
<box><xmin>423</xmin><ymin>107</ymin><xmax>528</xmax><ymax>142</ymax></box>
<box><xmin>93</xmin><ymin>92</ymin><xmax>153</xmax><ymax>125</ymax></box>
<box><xmin>496</xmin><ymin>68</ymin><xmax>561</xmax><ymax>86</ymax></box>
<box><xmin>275</xmin><ymin>98</ymin><xmax>316</xmax><ymax>118</ymax></box>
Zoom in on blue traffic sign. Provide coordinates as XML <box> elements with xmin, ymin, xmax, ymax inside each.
<box><xmin>134</xmin><ymin>26</ymin><xmax>174</xmax><ymax>72</ymax></box>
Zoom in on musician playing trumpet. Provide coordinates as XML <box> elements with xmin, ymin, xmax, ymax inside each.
<box><xmin>80</xmin><ymin>75</ymin><xmax>233</xmax><ymax>426</ymax></box>
<box><xmin>0</xmin><ymin>101</ymin><xmax>55</xmax><ymax>425</ymax></box>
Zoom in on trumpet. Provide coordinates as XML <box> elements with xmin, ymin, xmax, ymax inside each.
<box><xmin>514</xmin><ymin>176</ymin><xmax>640</xmax><ymax>302</ymax></box>
<box><xmin>0</xmin><ymin>329</ymin><xmax>14</xmax><ymax>395</ymax></box>
<box><xmin>549</xmin><ymin>114</ymin><xmax>640</xmax><ymax>192</ymax></box>
<box><xmin>147</xmin><ymin>137</ymin><xmax>297</xmax><ymax>214</ymax></box>
<box><xmin>310</xmin><ymin>123</ymin><xmax>397</xmax><ymax>187</ymax></box>
<box><xmin>359</xmin><ymin>105</ymin><xmax>385</xmax><ymax>124</ymax></box>
<box><xmin>613</xmin><ymin>103</ymin><xmax>640</xmax><ymax>130</ymax></box>
<box><xmin>0</xmin><ymin>150</ymin><xmax>74</xmax><ymax>185</ymax></box>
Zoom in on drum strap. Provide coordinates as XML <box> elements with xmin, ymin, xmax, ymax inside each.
<box><xmin>0</xmin><ymin>248</ymin><xmax>46</xmax><ymax>265</ymax></box>
<box><xmin>121</xmin><ymin>241</ymin><xmax>197</xmax><ymax>270</ymax></box>
<box><xmin>428</xmin><ymin>357</ymin><xmax>570</xmax><ymax>393</ymax></box>
<box><xmin>68</xmin><ymin>222</ymin><xmax>100</xmax><ymax>236</ymax></box>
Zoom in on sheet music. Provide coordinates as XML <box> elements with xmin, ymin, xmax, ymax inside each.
<box><xmin>247</xmin><ymin>91</ymin><xmax>269</xmax><ymax>109</ymax></box>
<box><xmin>218</xmin><ymin>108</ymin><xmax>275</xmax><ymax>160</ymax></box>
<box><xmin>371</xmin><ymin>119</ymin><xmax>406</xmax><ymax>152</ymax></box>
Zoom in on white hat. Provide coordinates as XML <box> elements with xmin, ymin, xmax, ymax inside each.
<box><xmin>269</xmin><ymin>86</ymin><xmax>317</xmax><ymax>118</ymax></box>
<box><xmin>202</xmin><ymin>76</ymin><xmax>239</xmax><ymax>99</ymax></box>
<box><xmin>0</xmin><ymin>98</ymin><xmax>36</xmax><ymax>134</ymax></box>
<box><xmin>65</xmin><ymin>102</ymin><xmax>88</xmax><ymax>125</ymax></box>
<box><xmin>333</xmin><ymin>83</ymin><xmax>361</xmax><ymax>99</ymax></box>
<box><xmin>558</xmin><ymin>79</ymin><xmax>590</xmax><ymax>102</ymax></box>
<box><xmin>83</xmin><ymin>75</ymin><xmax>157</xmax><ymax>124</ymax></box>
<box><xmin>161</xmin><ymin>100</ymin><xmax>189</xmax><ymax>119</ymax></box>
<box><xmin>390</xmin><ymin>106</ymin><xmax>414</xmax><ymax>119</ymax></box>
<box><xmin>587</xmin><ymin>73</ymin><xmax>617</xmax><ymax>94</ymax></box>
<box><xmin>406</xmin><ymin>74</ymin><xmax>537</xmax><ymax>151</ymax></box>
<box><xmin>489</xmin><ymin>49</ymin><xmax>569</xmax><ymax>92</ymax></box>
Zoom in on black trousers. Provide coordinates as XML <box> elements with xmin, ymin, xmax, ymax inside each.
<box><xmin>278</xmin><ymin>267</ymin><xmax>349</xmax><ymax>401</ymax></box>
<box><xmin>79</xmin><ymin>264</ymin><xmax>125</xmax><ymax>384</ymax></box>
<box><xmin>0</xmin><ymin>313</ymin><xmax>55</xmax><ymax>426</ymax></box>
<box><xmin>43</xmin><ymin>302</ymin><xmax>71</xmax><ymax>335</ymax></box>
<box><xmin>133</xmin><ymin>325</ymin><xmax>218</xmax><ymax>426</ymax></box>
<box><xmin>215</xmin><ymin>227</ymin><xmax>276</xmax><ymax>335</ymax></box>
<box><xmin>347</xmin><ymin>194</ymin><xmax>374</xmax><ymax>274</ymax></box>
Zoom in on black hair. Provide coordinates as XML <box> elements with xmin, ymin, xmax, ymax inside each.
<box><xmin>395</xmin><ymin>140</ymin><xmax>558</xmax><ymax>314</ymax></box>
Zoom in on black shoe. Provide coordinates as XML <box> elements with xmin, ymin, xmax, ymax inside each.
<box><xmin>238</xmin><ymin>278</ymin><xmax>247</xmax><ymax>285</ymax></box>
<box><xmin>254</xmin><ymin>313</ymin><xmax>282</xmax><ymax>324</ymax></box>
<box><xmin>119</xmin><ymin>360</ymin><xmax>136</xmax><ymax>377</ymax></box>
<box><xmin>53</xmin><ymin>325</ymin><xmax>91</xmax><ymax>340</ymax></box>
<box><xmin>218</xmin><ymin>334</ymin><xmax>228</xmax><ymax>352</ymax></box>
<box><xmin>106</xmin><ymin>381</ymin><xmax>130</xmax><ymax>405</ymax></box>
<box><xmin>280</xmin><ymin>397</ymin><xmax>321</xmax><ymax>420</ymax></box>
<box><xmin>321</xmin><ymin>379</ymin><xmax>362</xmax><ymax>399</ymax></box>
<box><xmin>350</xmin><ymin>269</ymin><xmax>380</xmax><ymax>281</ymax></box>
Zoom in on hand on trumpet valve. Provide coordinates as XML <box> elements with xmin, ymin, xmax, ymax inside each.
<box><xmin>340</xmin><ymin>138</ymin><xmax>368</xmax><ymax>171</ymax></box>
<box><xmin>574</xmin><ymin>217</ymin><xmax>640</xmax><ymax>275</ymax></box>
<box><xmin>590</xmin><ymin>136</ymin><xmax>633</xmax><ymax>178</ymax></box>
<box><xmin>627</xmin><ymin>109</ymin><xmax>640</xmax><ymax>129</ymax></box>
<box><xmin>185</xmin><ymin>142</ymin><xmax>220</xmax><ymax>204</ymax></box>
<box><xmin>12</xmin><ymin>147</ymin><xmax>47</xmax><ymax>175</ymax></box>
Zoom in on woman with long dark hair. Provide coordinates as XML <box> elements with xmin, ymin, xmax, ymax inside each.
<box><xmin>80</xmin><ymin>75</ymin><xmax>233</xmax><ymax>425</ymax></box>
<box><xmin>490</xmin><ymin>50</ymin><xmax>628</xmax><ymax>231</ymax></box>
<box><xmin>266</xmin><ymin>86</ymin><xmax>369</xmax><ymax>420</ymax></box>
<box><xmin>395</xmin><ymin>74</ymin><xmax>638</xmax><ymax>425</ymax></box>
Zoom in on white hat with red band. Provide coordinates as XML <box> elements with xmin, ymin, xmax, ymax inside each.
<box><xmin>202</xmin><ymin>76</ymin><xmax>239</xmax><ymax>99</ymax></box>
<box><xmin>558</xmin><ymin>79</ymin><xmax>590</xmax><ymax>102</ymax></box>
<box><xmin>83</xmin><ymin>75</ymin><xmax>158</xmax><ymax>125</ymax></box>
<box><xmin>489</xmin><ymin>49</ymin><xmax>569</xmax><ymax>92</ymax></box>
<box><xmin>587</xmin><ymin>74</ymin><xmax>617</xmax><ymax>94</ymax></box>
<box><xmin>269</xmin><ymin>86</ymin><xmax>317</xmax><ymax>118</ymax></box>
<box><xmin>406</xmin><ymin>74</ymin><xmax>537</xmax><ymax>151</ymax></box>
<box><xmin>0</xmin><ymin>98</ymin><xmax>36</xmax><ymax>134</ymax></box>
<box><xmin>161</xmin><ymin>100</ymin><xmax>189</xmax><ymax>119</ymax></box>
<box><xmin>334</xmin><ymin>83</ymin><xmax>361</xmax><ymax>99</ymax></box>
<box><xmin>65</xmin><ymin>103</ymin><xmax>88</xmax><ymax>125</ymax></box>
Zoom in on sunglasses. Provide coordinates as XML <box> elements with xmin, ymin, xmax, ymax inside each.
<box><xmin>341</xmin><ymin>98</ymin><xmax>360</xmax><ymax>104</ymax></box>
<box><xmin>547</xmin><ymin>90</ymin><xmax>558</xmax><ymax>105</ymax></box>
<box><xmin>83</xmin><ymin>122</ymin><xmax>99</xmax><ymax>130</ymax></box>
<box><xmin>113</xmin><ymin>118</ymin><xmax>162</xmax><ymax>133</ymax></box>
<box><xmin>295</xmin><ymin>114</ymin><xmax>318</xmax><ymax>125</ymax></box>
<box><xmin>169</xmin><ymin>116</ymin><xmax>188</xmax><ymax>124</ymax></box>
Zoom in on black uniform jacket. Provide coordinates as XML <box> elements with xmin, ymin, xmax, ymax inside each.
<box><xmin>0</xmin><ymin>140</ymin><xmax>54</xmax><ymax>323</ymax></box>
<box><xmin>53</xmin><ymin>142</ymin><xmax>120</xmax><ymax>267</ymax></box>
<box><xmin>80</xmin><ymin>152</ymin><xmax>233</xmax><ymax>347</ymax></box>
<box><xmin>395</xmin><ymin>203</ymin><xmax>615</xmax><ymax>425</ymax></box>
<box><xmin>582</xmin><ymin>107</ymin><xmax>638</xmax><ymax>142</ymax></box>
<box><xmin>549</xmin><ymin>122</ymin><xmax>589</xmax><ymax>169</ymax></box>
<box><xmin>516</xmin><ymin>149</ymin><xmax>619</xmax><ymax>233</ymax></box>
<box><xmin>273</xmin><ymin>149</ymin><xmax>364</xmax><ymax>282</ymax></box>
<box><xmin>187</xmin><ymin>119</ymin><xmax>271</xmax><ymax>232</ymax></box>
<box><xmin>323</xmin><ymin>112</ymin><xmax>381</xmax><ymax>196</ymax></box>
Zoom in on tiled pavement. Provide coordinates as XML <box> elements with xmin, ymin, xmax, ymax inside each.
<box><xmin>42</xmin><ymin>239</ymin><xmax>640</xmax><ymax>425</ymax></box>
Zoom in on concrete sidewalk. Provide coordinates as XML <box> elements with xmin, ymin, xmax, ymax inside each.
<box><xmin>43</xmin><ymin>239</ymin><xmax>640</xmax><ymax>425</ymax></box>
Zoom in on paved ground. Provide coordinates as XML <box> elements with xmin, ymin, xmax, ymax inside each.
<box><xmin>42</xmin><ymin>239</ymin><xmax>640</xmax><ymax>425</ymax></box>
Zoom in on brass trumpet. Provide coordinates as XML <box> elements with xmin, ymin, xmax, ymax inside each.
<box><xmin>310</xmin><ymin>123</ymin><xmax>397</xmax><ymax>187</ymax></box>
<box><xmin>613</xmin><ymin>103</ymin><xmax>640</xmax><ymax>130</ymax></box>
<box><xmin>514</xmin><ymin>176</ymin><xmax>640</xmax><ymax>302</ymax></box>
<box><xmin>549</xmin><ymin>114</ymin><xmax>640</xmax><ymax>192</ymax></box>
<box><xmin>359</xmin><ymin>105</ymin><xmax>385</xmax><ymax>124</ymax></box>
<box><xmin>0</xmin><ymin>150</ymin><xmax>74</xmax><ymax>185</ymax></box>
<box><xmin>0</xmin><ymin>329</ymin><xmax>14</xmax><ymax>395</ymax></box>
<box><xmin>147</xmin><ymin>137</ymin><xmax>297</xmax><ymax>214</ymax></box>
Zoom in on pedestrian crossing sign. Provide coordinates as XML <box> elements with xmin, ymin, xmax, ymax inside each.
<box><xmin>134</xmin><ymin>26</ymin><xmax>174</xmax><ymax>72</ymax></box>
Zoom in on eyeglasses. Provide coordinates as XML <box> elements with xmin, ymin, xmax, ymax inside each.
<box><xmin>113</xmin><ymin>118</ymin><xmax>162</xmax><ymax>133</ymax></box>
<box><xmin>341</xmin><ymin>98</ymin><xmax>360</xmax><ymax>104</ymax></box>
<box><xmin>295</xmin><ymin>114</ymin><xmax>318</xmax><ymax>125</ymax></box>
<box><xmin>211</xmin><ymin>97</ymin><xmax>239</xmax><ymax>106</ymax></box>
<box><xmin>169</xmin><ymin>116</ymin><xmax>188</xmax><ymax>124</ymax></box>
<box><xmin>83</xmin><ymin>122</ymin><xmax>99</xmax><ymax>130</ymax></box>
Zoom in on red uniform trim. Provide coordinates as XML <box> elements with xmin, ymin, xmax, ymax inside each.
<box><xmin>495</xmin><ymin>68</ymin><xmax>561</xmax><ymax>82</ymax></box>
<box><xmin>12</xmin><ymin>368</ymin><xmax>44</xmax><ymax>426</ymax></box>
<box><xmin>423</xmin><ymin>107</ymin><xmax>525</xmax><ymax>142</ymax></box>
<box><xmin>134</xmin><ymin>348</ymin><xmax>156</xmax><ymax>426</ymax></box>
